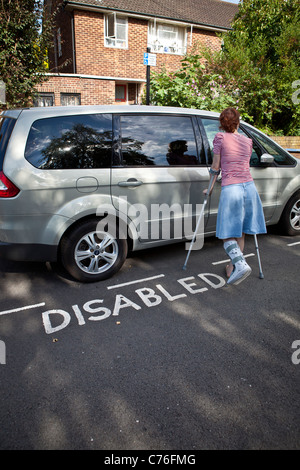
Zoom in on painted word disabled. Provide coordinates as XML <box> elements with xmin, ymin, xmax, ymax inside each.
<box><xmin>42</xmin><ymin>273</ymin><xmax>225</xmax><ymax>334</ymax></box>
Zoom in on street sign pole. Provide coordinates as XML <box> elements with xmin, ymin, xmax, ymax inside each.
<box><xmin>146</xmin><ymin>47</ymin><xmax>150</xmax><ymax>105</ymax></box>
<box><xmin>144</xmin><ymin>48</ymin><xmax>156</xmax><ymax>105</ymax></box>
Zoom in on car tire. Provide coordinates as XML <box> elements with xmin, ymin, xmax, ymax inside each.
<box><xmin>60</xmin><ymin>218</ymin><xmax>128</xmax><ymax>282</ymax></box>
<box><xmin>279</xmin><ymin>191</ymin><xmax>300</xmax><ymax>236</ymax></box>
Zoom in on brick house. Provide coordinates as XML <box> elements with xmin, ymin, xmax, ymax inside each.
<box><xmin>36</xmin><ymin>0</ymin><xmax>238</xmax><ymax>106</ymax></box>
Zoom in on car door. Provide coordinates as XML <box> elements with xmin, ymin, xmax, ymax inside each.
<box><xmin>199</xmin><ymin>117</ymin><xmax>279</xmax><ymax>228</ymax></box>
<box><xmin>110</xmin><ymin>113</ymin><xmax>210</xmax><ymax>244</ymax></box>
<box><xmin>240</xmin><ymin>124</ymin><xmax>279</xmax><ymax>222</ymax></box>
<box><xmin>242</xmin><ymin>125</ymin><xmax>298</xmax><ymax>223</ymax></box>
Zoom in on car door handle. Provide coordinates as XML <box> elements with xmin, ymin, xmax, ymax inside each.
<box><xmin>118</xmin><ymin>179</ymin><xmax>143</xmax><ymax>187</ymax></box>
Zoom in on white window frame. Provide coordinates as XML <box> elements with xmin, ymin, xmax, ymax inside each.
<box><xmin>60</xmin><ymin>93</ymin><xmax>81</xmax><ymax>106</ymax></box>
<box><xmin>33</xmin><ymin>92</ymin><xmax>55</xmax><ymax>107</ymax></box>
<box><xmin>148</xmin><ymin>20</ymin><xmax>187</xmax><ymax>55</ymax></box>
<box><xmin>104</xmin><ymin>13</ymin><xmax>128</xmax><ymax>49</ymax></box>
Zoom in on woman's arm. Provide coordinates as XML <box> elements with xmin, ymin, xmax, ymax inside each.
<box><xmin>203</xmin><ymin>153</ymin><xmax>221</xmax><ymax>195</ymax></box>
<box><xmin>211</xmin><ymin>153</ymin><xmax>221</xmax><ymax>173</ymax></box>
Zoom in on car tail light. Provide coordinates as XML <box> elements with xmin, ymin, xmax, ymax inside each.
<box><xmin>0</xmin><ymin>171</ymin><xmax>20</xmax><ymax>198</ymax></box>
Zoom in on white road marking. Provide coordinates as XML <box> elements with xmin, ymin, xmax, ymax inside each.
<box><xmin>287</xmin><ymin>241</ymin><xmax>300</xmax><ymax>246</ymax></box>
<box><xmin>107</xmin><ymin>274</ymin><xmax>165</xmax><ymax>290</ymax></box>
<box><xmin>0</xmin><ymin>302</ymin><xmax>46</xmax><ymax>316</ymax></box>
<box><xmin>212</xmin><ymin>253</ymin><xmax>255</xmax><ymax>265</ymax></box>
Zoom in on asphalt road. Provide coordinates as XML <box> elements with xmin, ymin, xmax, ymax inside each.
<box><xmin>0</xmin><ymin>228</ymin><xmax>299</xmax><ymax>450</ymax></box>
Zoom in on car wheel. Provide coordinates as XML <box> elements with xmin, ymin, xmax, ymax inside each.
<box><xmin>279</xmin><ymin>191</ymin><xmax>300</xmax><ymax>235</ymax></box>
<box><xmin>60</xmin><ymin>218</ymin><xmax>128</xmax><ymax>282</ymax></box>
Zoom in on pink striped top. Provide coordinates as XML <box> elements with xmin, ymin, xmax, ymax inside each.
<box><xmin>213</xmin><ymin>132</ymin><xmax>253</xmax><ymax>186</ymax></box>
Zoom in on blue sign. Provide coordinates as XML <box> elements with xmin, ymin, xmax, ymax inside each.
<box><xmin>143</xmin><ymin>52</ymin><xmax>156</xmax><ymax>66</ymax></box>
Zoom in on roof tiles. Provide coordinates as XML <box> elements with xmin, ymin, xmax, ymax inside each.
<box><xmin>66</xmin><ymin>0</ymin><xmax>238</xmax><ymax>29</ymax></box>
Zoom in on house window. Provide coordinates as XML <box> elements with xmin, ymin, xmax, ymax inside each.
<box><xmin>115</xmin><ymin>84</ymin><xmax>127</xmax><ymax>102</ymax></box>
<box><xmin>148</xmin><ymin>21</ymin><xmax>187</xmax><ymax>55</ymax></box>
<box><xmin>60</xmin><ymin>93</ymin><xmax>81</xmax><ymax>106</ymax></box>
<box><xmin>105</xmin><ymin>14</ymin><xmax>128</xmax><ymax>48</ymax></box>
<box><xmin>33</xmin><ymin>93</ymin><xmax>54</xmax><ymax>107</ymax></box>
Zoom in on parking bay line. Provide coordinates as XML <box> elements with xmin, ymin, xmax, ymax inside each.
<box><xmin>0</xmin><ymin>302</ymin><xmax>46</xmax><ymax>317</ymax></box>
<box><xmin>108</xmin><ymin>255</ymin><xmax>257</xmax><ymax>290</ymax></box>
<box><xmin>212</xmin><ymin>253</ymin><xmax>255</xmax><ymax>266</ymax></box>
<box><xmin>287</xmin><ymin>241</ymin><xmax>300</xmax><ymax>246</ymax></box>
<box><xmin>107</xmin><ymin>274</ymin><xmax>165</xmax><ymax>290</ymax></box>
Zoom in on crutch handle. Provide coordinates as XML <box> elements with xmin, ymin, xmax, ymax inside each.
<box><xmin>209</xmin><ymin>168</ymin><xmax>221</xmax><ymax>176</ymax></box>
<box><xmin>204</xmin><ymin>169</ymin><xmax>219</xmax><ymax>196</ymax></box>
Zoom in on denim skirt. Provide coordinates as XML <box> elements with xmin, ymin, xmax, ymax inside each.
<box><xmin>216</xmin><ymin>181</ymin><xmax>267</xmax><ymax>239</ymax></box>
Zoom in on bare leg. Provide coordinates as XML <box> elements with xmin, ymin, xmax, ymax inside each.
<box><xmin>225</xmin><ymin>233</ymin><xmax>245</xmax><ymax>277</ymax></box>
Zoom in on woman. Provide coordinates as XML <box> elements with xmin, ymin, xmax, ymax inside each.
<box><xmin>206</xmin><ymin>107</ymin><xmax>266</xmax><ymax>285</ymax></box>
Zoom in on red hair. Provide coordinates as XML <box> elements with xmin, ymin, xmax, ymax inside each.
<box><xmin>219</xmin><ymin>107</ymin><xmax>240</xmax><ymax>133</ymax></box>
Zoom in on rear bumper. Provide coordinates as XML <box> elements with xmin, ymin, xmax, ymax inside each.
<box><xmin>0</xmin><ymin>242</ymin><xmax>57</xmax><ymax>262</ymax></box>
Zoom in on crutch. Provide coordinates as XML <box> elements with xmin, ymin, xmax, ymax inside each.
<box><xmin>254</xmin><ymin>234</ymin><xmax>264</xmax><ymax>279</ymax></box>
<box><xmin>183</xmin><ymin>169</ymin><xmax>218</xmax><ymax>270</ymax></box>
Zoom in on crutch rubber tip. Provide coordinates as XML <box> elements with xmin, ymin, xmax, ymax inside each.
<box><xmin>182</xmin><ymin>265</ymin><xmax>187</xmax><ymax>270</ymax></box>
<box><xmin>259</xmin><ymin>273</ymin><xmax>264</xmax><ymax>279</ymax></box>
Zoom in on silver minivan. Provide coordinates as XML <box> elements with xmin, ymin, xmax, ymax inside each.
<box><xmin>0</xmin><ymin>105</ymin><xmax>299</xmax><ymax>282</ymax></box>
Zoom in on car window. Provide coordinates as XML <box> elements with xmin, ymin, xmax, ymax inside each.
<box><xmin>244</xmin><ymin>127</ymin><xmax>295</xmax><ymax>166</ymax></box>
<box><xmin>120</xmin><ymin>114</ymin><xmax>199</xmax><ymax>166</ymax></box>
<box><xmin>0</xmin><ymin>117</ymin><xmax>16</xmax><ymax>170</ymax></box>
<box><xmin>200</xmin><ymin>118</ymin><xmax>261</xmax><ymax>166</ymax></box>
<box><xmin>25</xmin><ymin>114</ymin><xmax>112</xmax><ymax>169</ymax></box>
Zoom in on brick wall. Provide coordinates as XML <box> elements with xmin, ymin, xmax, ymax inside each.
<box><xmin>36</xmin><ymin>75</ymin><xmax>116</xmax><ymax>105</ymax></box>
<box><xmin>73</xmin><ymin>12</ymin><xmax>149</xmax><ymax>79</ymax></box>
<box><xmin>187</xmin><ymin>28</ymin><xmax>222</xmax><ymax>54</ymax></box>
<box><xmin>270</xmin><ymin>136</ymin><xmax>300</xmax><ymax>159</ymax></box>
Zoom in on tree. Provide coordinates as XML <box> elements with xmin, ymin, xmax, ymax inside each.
<box><xmin>220</xmin><ymin>0</ymin><xmax>300</xmax><ymax>134</ymax></box>
<box><xmin>148</xmin><ymin>55</ymin><xmax>241</xmax><ymax>114</ymax></box>
<box><xmin>0</xmin><ymin>0</ymin><xmax>55</xmax><ymax>108</ymax></box>
<box><xmin>148</xmin><ymin>0</ymin><xmax>300</xmax><ymax>135</ymax></box>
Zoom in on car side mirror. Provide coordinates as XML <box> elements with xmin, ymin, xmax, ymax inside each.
<box><xmin>260</xmin><ymin>153</ymin><xmax>274</xmax><ymax>166</ymax></box>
